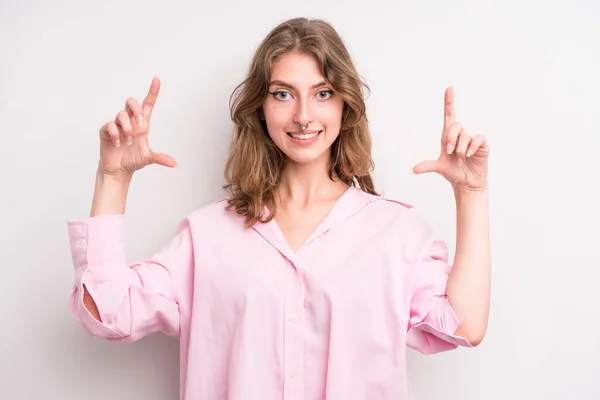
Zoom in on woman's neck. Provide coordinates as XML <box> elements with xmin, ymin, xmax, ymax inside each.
<box><xmin>277</xmin><ymin>157</ymin><xmax>348</xmax><ymax>207</ymax></box>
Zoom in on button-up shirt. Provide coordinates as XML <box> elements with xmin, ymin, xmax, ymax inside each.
<box><xmin>67</xmin><ymin>187</ymin><xmax>472</xmax><ymax>400</ymax></box>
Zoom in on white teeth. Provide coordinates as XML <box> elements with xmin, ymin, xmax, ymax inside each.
<box><xmin>290</xmin><ymin>131</ymin><xmax>320</xmax><ymax>140</ymax></box>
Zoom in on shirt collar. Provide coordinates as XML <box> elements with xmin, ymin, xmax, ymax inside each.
<box><xmin>252</xmin><ymin>186</ymin><xmax>380</xmax><ymax>259</ymax></box>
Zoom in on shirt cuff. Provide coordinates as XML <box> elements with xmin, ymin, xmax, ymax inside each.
<box><xmin>409</xmin><ymin>296</ymin><xmax>474</xmax><ymax>354</ymax></box>
<box><xmin>67</xmin><ymin>214</ymin><xmax>132</xmax><ymax>325</ymax></box>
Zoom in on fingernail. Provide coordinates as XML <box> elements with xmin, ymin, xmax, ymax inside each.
<box><xmin>127</xmin><ymin>136</ymin><xmax>133</xmax><ymax>145</ymax></box>
<box><xmin>458</xmin><ymin>158</ymin><xmax>464</xmax><ymax>166</ymax></box>
<box><xmin>115</xmin><ymin>139</ymin><xmax>120</xmax><ymax>147</ymax></box>
<box><xmin>137</xmin><ymin>115</ymin><xmax>143</xmax><ymax>124</ymax></box>
<box><xmin>446</xmin><ymin>143</ymin><xmax>454</xmax><ymax>154</ymax></box>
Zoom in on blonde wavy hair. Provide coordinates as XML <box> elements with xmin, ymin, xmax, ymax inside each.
<box><xmin>225</xmin><ymin>17</ymin><xmax>379</xmax><ymax>227</ymax></box>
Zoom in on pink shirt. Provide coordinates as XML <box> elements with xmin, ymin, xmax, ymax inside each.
<box><xmin>67</xmin><ymin>187</ymin><xmax>472</xmax><ymax>399</ymax></box>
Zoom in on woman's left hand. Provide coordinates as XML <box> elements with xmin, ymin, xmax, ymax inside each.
<box><xmin>413</xmin><ymin>87</ymin><xmax>489</xmax><ymax>192</ymax></box>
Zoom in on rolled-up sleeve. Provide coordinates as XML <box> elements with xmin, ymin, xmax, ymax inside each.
<box><xmin>406</xmin><ymin>236</ymin><xmax>474</xmax><ymax>354</ymax></box>
<box><xmin>67</xmin><ymin>214</ymin><xmax>192</xmax><ymax>342</ymax></box>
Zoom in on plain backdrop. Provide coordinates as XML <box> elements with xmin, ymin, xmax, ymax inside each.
<box><xmin>1</xmin><ymin>0</ymin><xmax>599</xmax><ymax>399</ymax></box>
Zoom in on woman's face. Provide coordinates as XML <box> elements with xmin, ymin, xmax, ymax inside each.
<box><xmin>262</xmin><ymin>52</ymin><xmax>345</xmax><ymax>166</ymax></box>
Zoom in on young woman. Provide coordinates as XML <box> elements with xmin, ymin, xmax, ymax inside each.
<box><xmin>68</xmin><ymin>17</ymin><xmax>490</xmax><ymax>400</ymax></box>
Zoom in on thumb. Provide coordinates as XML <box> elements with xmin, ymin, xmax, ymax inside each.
<box><xmin>151</xmin><ymin>152</ymin><xmax>177</xmax><ymax>168</ymax></box>
<box><xmin>413</xmin><ymin>160</ymin><xmax>441</xmax><ymax>175</ymax></box>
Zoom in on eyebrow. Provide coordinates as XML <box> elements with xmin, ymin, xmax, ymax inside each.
<box><xmin>268</xmin><ymin>80</ymin><xmax>330</xmax><ymax>90</ymax></box>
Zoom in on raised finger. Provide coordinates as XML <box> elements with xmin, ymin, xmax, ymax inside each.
<box><xmin>115</xmin><ymin>110</ymin><xmax>133</xmax><ymax>145</ymax></box>
<box><xmin>445</xmin><ymin>121</ymin><xmax>462</xmax><ymax>154</ymax></box>
<box><xmin>125</xmin><ymin>97</ymin><xmax>144</xmax><ymax>125</ymax></box>
<box><xmin>443</xmin><ymin>86</ymin><xmax>455</xmax><ymax>134</ymax></box>
<box><xmin>142</xmin><ymin>76</ymin><xmax>161</xmax><ymax>120</ymax></box>
<box><xmin>100</xmin><ymin>121</ymin><xmax>121</xmax><ymax>147</ymax></box>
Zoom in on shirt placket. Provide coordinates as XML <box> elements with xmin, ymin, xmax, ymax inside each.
<box><xmin>283</xmin><ymin>257</ymin><xmax>304</xmax><ymax>400</ymax></box>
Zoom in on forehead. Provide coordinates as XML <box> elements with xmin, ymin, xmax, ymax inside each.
<box><xmin>269</xmin><ymin>52</ymin><xmax>325</xmax><ymax>85</ymax></box>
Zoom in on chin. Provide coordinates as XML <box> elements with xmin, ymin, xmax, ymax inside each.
<box><xmin>284</xmin><ymin>151</ymin><xmax>330</xmax><ymax>165</ymax></box>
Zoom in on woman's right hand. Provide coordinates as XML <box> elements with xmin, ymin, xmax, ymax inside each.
<box><xmin>98</xmin><ymin>76</ymin><xmax>177</xmax><ymax>177</ymax></box>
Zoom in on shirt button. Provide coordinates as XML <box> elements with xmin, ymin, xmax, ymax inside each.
<box><xmin>291</xmin><ymin>315</ymin><xmax>297</xmax><ymax>323</ymax></box>
<box><xmin>290</xmin><ymin>372</ymin><xmax>296</xmax><ymax>378</ymax></box>
<box><xmin>78</xmin><ymin>239</ymin><xmax>87</xmax><ymax>247</ymax></box>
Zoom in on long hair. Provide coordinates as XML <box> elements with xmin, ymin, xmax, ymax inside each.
<box><xmin>225</xmin><ymin>17</ymin><xmax>378</xmax><ymax>227</ymax></box>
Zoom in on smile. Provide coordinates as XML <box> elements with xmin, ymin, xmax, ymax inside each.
<box><xmin>287</xmin><ymin>130</ymin><xmax>322</xmax><ymax>140</ymax></box>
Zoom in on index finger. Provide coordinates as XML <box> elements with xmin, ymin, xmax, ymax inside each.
<box><xmin>142</xmin><ymin>76</ymin><xmax>161</xmax><ymax>119</ymax></box>
<box><xmin>443</xmin><ymin>86</ymin><xmax>455</xmax><ymax>133</ymax></box>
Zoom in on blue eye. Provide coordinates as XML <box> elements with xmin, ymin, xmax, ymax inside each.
<box><xmin>317</xmin><ymin>90</ymin><xmax>333</xmax><ymax>100</ymax></box>
<box><xmin>270</xmin><ymin>91</ymin><xmax>290</xmax><ymax>101</ymax></box>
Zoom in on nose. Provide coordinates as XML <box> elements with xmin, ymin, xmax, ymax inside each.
<box><xmin>293</xmin><ymin>97</ymin><xmax>313</xmax><ymax>127</ymax></box>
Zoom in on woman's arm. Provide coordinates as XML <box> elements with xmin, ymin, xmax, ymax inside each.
<box><xmin>83</xmin><ymin>168</ymin><xmax>133</xmax><ymax>322</ymax></box>
<box><xmin>446</xmin><ymin>186</ymin><xmax>491</xmax><ymax>345</ymax></box>
<box><xmin>413</xmin><ymin>86</ymin><xmax>492</xmax><ymax>345</ymax></box>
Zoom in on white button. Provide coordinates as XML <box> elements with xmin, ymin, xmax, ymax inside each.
<box><xmin>290</xmin><ymin>372</ymin><xmax>296</xmax><ymax>378</ymax></box>
<box><xmin>291</xmin><ymin>315</ymin><xmax>297</xmax><ymax>323</ymax></box>
<box><xmin>78</xmin><ymin>239</ymin><xmax>87</xmax><ymax>247</ymax></box>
